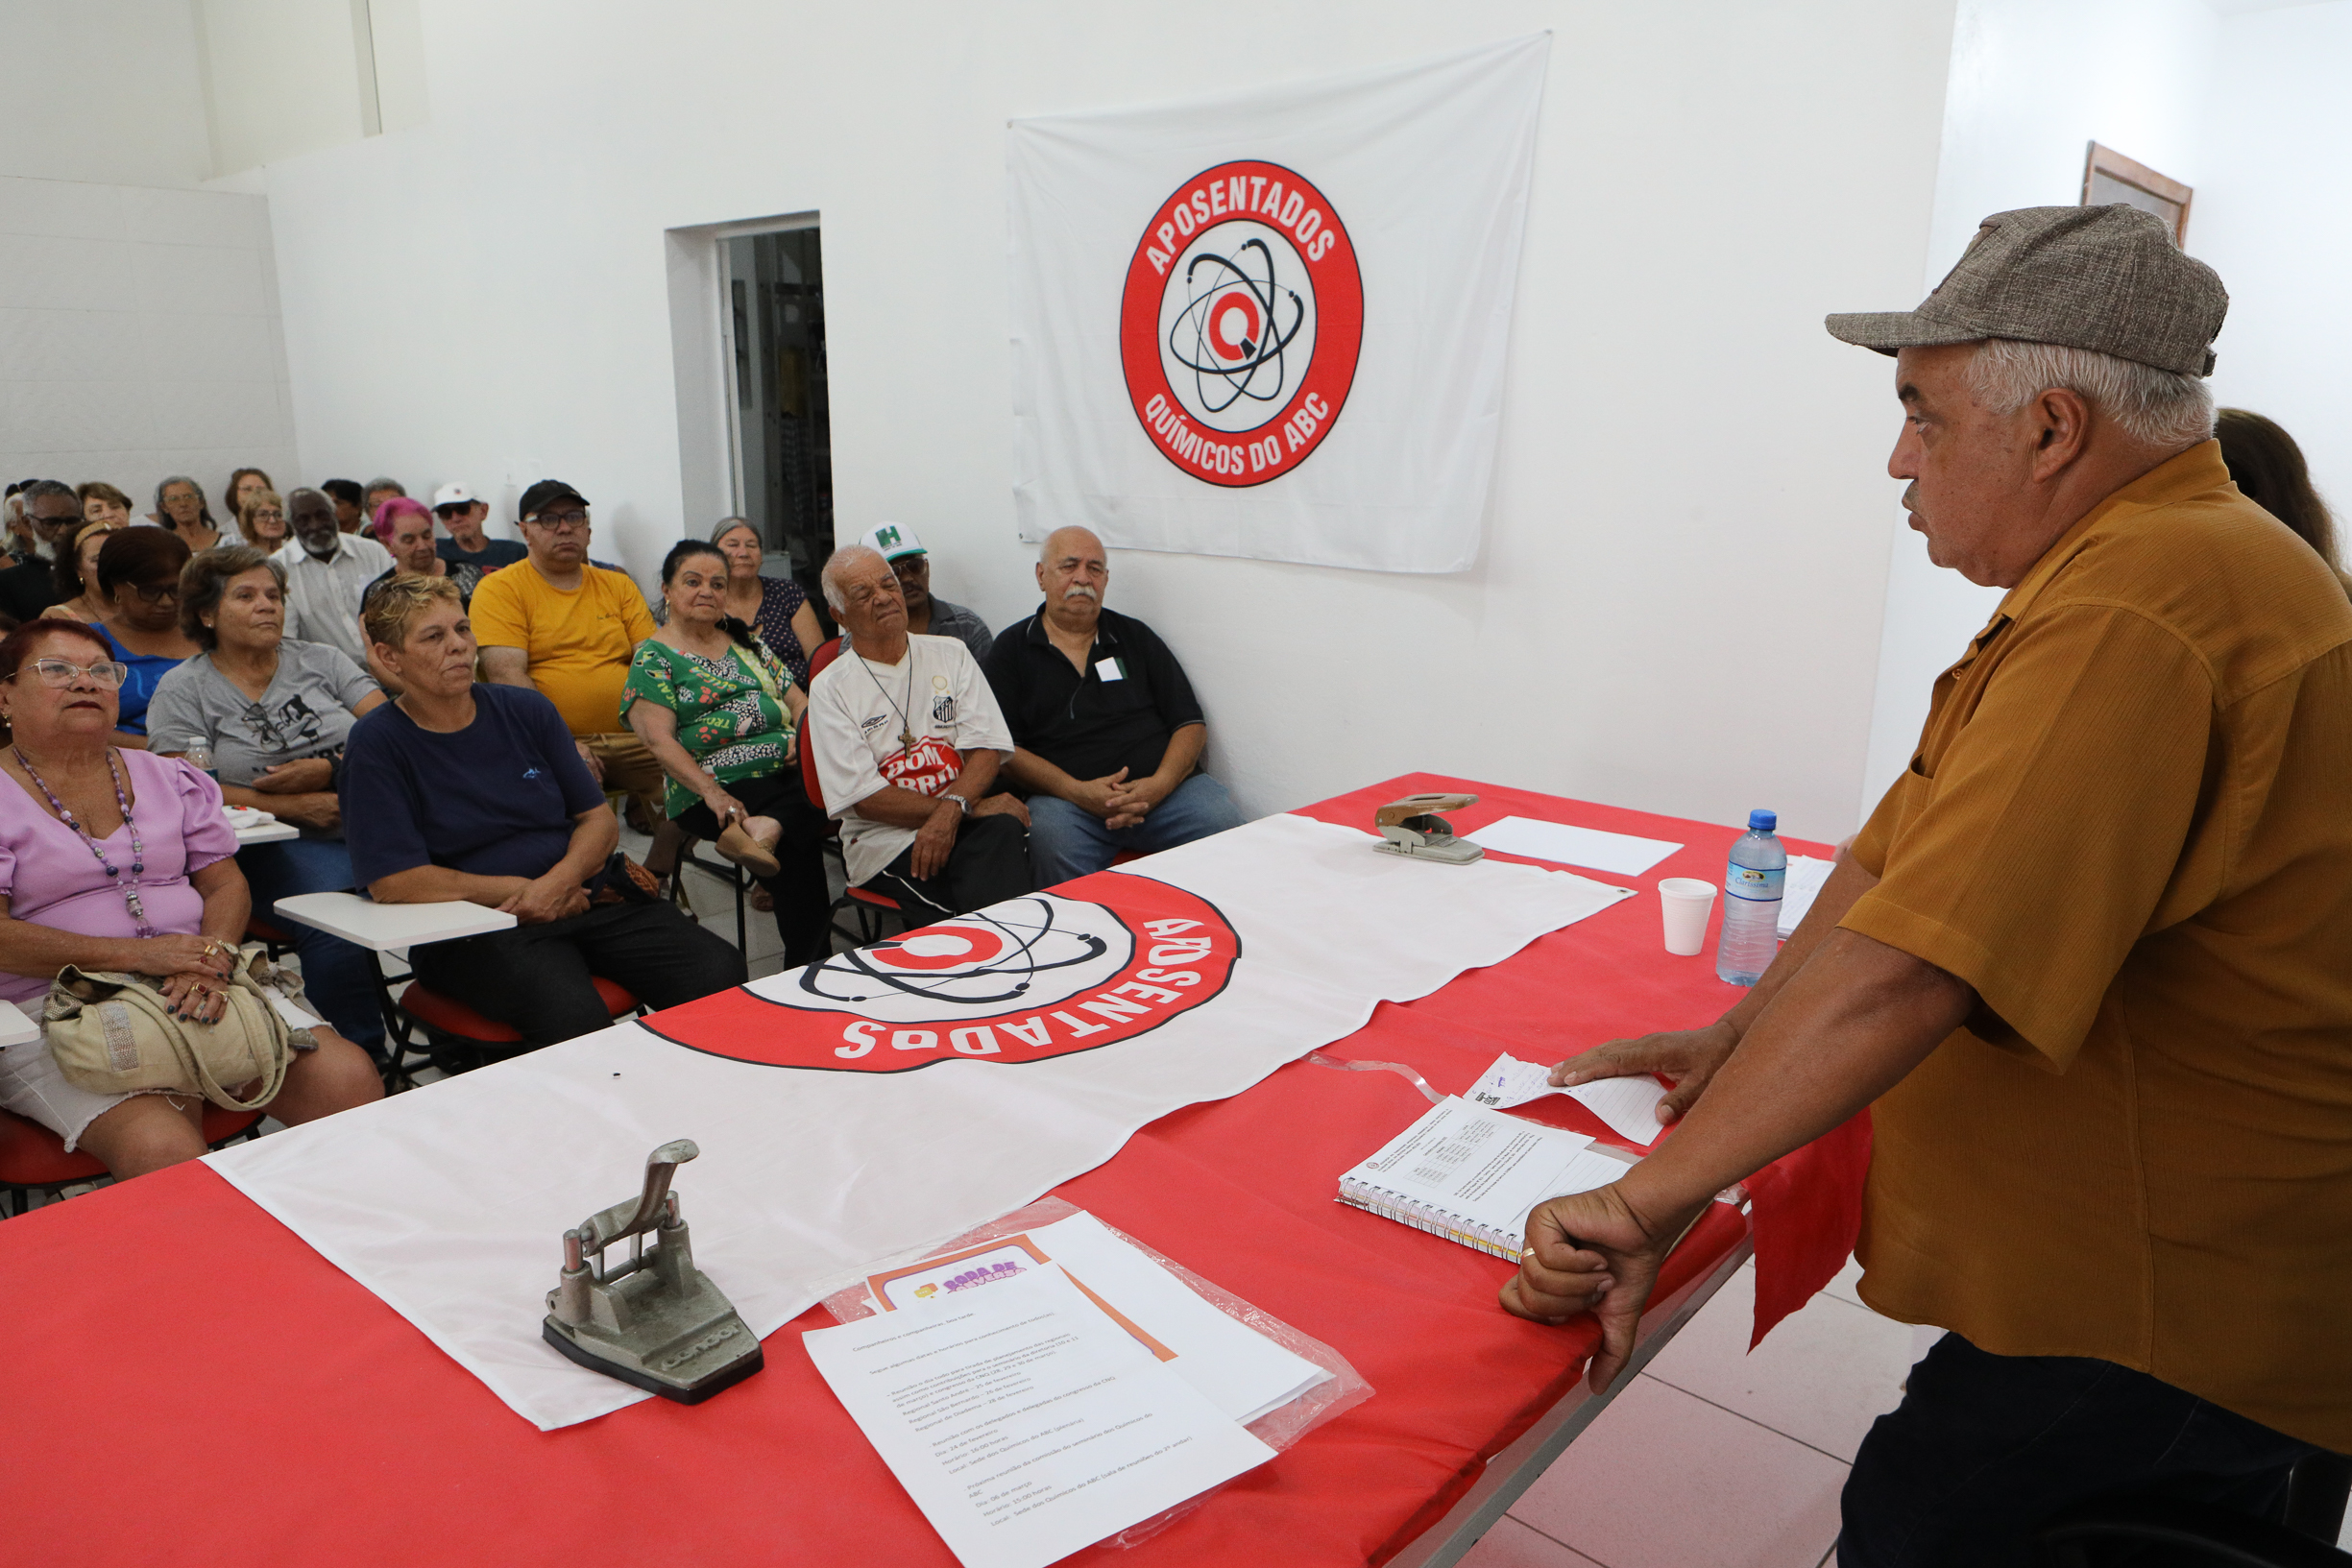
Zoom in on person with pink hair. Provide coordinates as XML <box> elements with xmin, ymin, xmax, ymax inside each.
<box><xmin>366</xmin><ymin>498</ymin><xmax>450</xmax><ymax>591</ymax></box>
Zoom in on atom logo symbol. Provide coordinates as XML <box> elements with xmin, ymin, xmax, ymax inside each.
<box><xmin>794</xmin><ymin>898</ymin><xmax>1118</xmax><ymax>1012</ymax></box>
<box><xmin>1168</xmin><ymin>239</ymin><xmax>1307</xmax><ymax>417</ymax></box>
<box><xmin>1121</xmin><ymin>159</ymin><xmax>1362</xmax><ymax>488</ymax></box>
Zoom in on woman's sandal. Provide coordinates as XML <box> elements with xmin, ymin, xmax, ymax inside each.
<box><xmin>715</xmin><ymin>821</ymin><xmax>781</xmax><ymax>878</ymax></box>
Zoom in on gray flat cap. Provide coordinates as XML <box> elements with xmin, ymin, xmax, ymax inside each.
<box><xmin>1827</xmin><ymin>205</ymin><xmax>2227</xmax><ymax>377</ymax></box>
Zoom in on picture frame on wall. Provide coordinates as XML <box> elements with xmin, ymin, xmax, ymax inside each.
<box><xmin>2082</xmin><ymin>142</ymin><xmax>2193</xmax><ymax>245</ymax></box>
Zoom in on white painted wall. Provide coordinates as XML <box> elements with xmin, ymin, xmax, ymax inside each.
<box><xmin>192</xmin><ymin>0</ymin><xmax>374</xmax><ymax>176</ymax></box>
<box><xmin>2196</xmin><ymin>2</ymin><xmax>2352</xmax><ymax>519</ymax></box>
<box><xmin>1858</xmin><ymin>0</ymin><xmax>2227</xmax><ymax>810</ymax></box>
<box><xmin>246</xmin><ymin>0</ymin><xmax>1955</xmax><ymax>841</ymax></box>
<box><xmin>0</xmin><ymin>174</ymin><xmax>298</xmax><ymax>519</ymax></box>
<box><xmin>0</xmin><ymin>0</ymin><xmax>214</xmax><ymax>189</ymax></box>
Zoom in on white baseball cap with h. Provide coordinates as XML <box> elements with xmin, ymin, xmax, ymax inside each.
<box><xmin>861</xmin><ymin>522</ymin><xmax>926</xmax><ymax>562</ymax></box>
<box><xmin>430</xmin><ymin>483</ymin><xmax>478</xmax><ymax>511</ymax></box>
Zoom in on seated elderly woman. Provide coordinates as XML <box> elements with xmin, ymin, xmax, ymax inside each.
<box><xmin>343</xmin><ymin>576</ymin><xmax>745</xmax><ymax>1052</ymax></box>
<box><xmin>92</xmin><ymin>528</ymin><xmax>198</xmax><ymax>748</ymax></box>
<box><xmin>0</xmin><ymin>620</ymin><xmax>381</xmax><ymax>1178</ymax></box>
<box><xmin>40</xmin><ymin>517</ymin><xmax>122</xmax><ymax>625</ymax></box>
<box><xmin>233</xmin><ymin>488</ymin><xmax>289</xmax><ymax>554</ymax></box>
<box><xmin>147</xmin><ymin>545</ymin><xmax>389</xmax><ymax>1059</ymax></box>
<box><xmin>624</xmin><ymin>540</ymin><xmax>832</xmax><ymax>966</ymax></box>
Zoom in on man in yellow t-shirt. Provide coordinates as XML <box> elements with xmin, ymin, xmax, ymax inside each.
<box><xmin>468</xmin><ymin>479</ymin><xmax>662</xmax><ymax>825</ymax></box>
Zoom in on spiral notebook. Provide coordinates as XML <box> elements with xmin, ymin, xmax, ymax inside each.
<box><xmin>1336</xmin><ymin>1098</ymin><xmax>1636</xmax><ymax>1261</ymax></box>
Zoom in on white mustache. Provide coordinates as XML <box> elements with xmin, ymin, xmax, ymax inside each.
<box><xmin>1061</xmin><ymin>585</ymin><xmax>1100</xmax><ymax>601</ymax></box>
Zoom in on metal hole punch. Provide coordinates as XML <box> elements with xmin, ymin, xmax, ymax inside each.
<box><xmin>1372</xmin><ymin>793</ymin><xmax>1485</xmax><ymax>865</ymax></box>
<box><xmin>542</xmin><ymin>1139</ymin><xmax>764</xmax><ymax>1404</ymax></box>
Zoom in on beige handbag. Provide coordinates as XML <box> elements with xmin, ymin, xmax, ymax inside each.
<box><xmin>42</xmin><ymin>943</ymin><xmax>302</xmax><ymax>1112</ymax></box>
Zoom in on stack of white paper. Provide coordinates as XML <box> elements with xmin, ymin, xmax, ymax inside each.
<box><xmin>1463</xmin><ymin>816</ymin><xmax>1682</xmax><ymax>877</ymax></box>
<box><xmin>1778</xmin><ymin>855</ymin><xmax>1835</xmax><ymax>939</ymax></box>
<box><xmin>1465</xmin><ymin>1052</ymin><xmax>1670</xmax><ymax>1146</ymax></box>
<box><xmin>806</xmin><ymin>1268</ymin><xmax>1276</xmax><ymax>1568</ymax></box>
<box><xmin>860</xmin><ymin>1211</ymin><xmax>1329</xmax><ymax>1426</ymax></box>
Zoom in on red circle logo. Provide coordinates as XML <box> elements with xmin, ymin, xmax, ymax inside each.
<box><xmin>869</xmin><ymin>929</ymin><xmax>1009</xmax><ymax>972</ymax></box>
<box><xmin>1120</xmin><ymin>160</ymin><xmax>1363</xmax><ymax>488</ymax></box>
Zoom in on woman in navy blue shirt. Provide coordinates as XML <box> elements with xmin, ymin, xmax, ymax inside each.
<box><xmin>341</xmin><ymin>576</ymin><xmax>744</xmax><ymax>1056</ymax></box>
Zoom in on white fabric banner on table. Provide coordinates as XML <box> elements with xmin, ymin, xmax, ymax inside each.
<box><xmin>1007</xmin><ymin>35</ymin><xmax>1549</xmax><ymax>572</ymax></box>
<box><xmin>207</xmin><ymin>813</ymin><xmax>1631</xmax><ymax>1430</ymax></box>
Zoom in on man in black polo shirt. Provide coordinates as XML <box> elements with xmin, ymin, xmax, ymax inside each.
<box><xmin>983</xmin><ymin>525</ymin><xmax>1245</xmax><ymax>884</ymax></box>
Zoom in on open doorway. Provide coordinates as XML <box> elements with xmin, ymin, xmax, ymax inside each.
<box><xmin>723</xmin><ymin>224</ymin><xmax>834</xmax><ymax>613</ymax></box>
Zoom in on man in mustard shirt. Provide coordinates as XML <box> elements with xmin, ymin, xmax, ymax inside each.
<box><xmin>469</xmin><ymin>480</ymin><xmax>663</xmax><ymax>827</ymax></box>
<box><xmin>1509</xmin><ymin>207</ymin><xmax>2352</xmax><ymax>1563</ymax></box>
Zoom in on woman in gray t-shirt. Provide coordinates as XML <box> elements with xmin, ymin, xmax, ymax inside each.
<box><xmin>147</xmin><ymin>545</ymin><xmax>388</xmax><ymax>1057</ymax></box>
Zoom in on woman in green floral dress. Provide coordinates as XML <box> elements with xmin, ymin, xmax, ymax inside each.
<box><xmin>622</xmin><ymin>541</ymin><xmax>832</xmax><ymax>964</ymax></box>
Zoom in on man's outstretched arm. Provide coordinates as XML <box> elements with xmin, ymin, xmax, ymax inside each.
<box><xmin>1504</xmin><ymin>927</ymin><xmax>1975</xmax><ymax>1392</ymax></box>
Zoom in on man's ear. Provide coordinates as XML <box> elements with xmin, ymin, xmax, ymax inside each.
<box><xmin>1033</xmin><ymin>560</ymin><xmax>1047</xmax><ymax>591</ymax></box>
<box><xmin>2028</xmin><ymin>386</ymin><xmax>2093</xmax><ymax>480</ymax></box>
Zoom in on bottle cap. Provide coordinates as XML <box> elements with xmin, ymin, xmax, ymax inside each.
<box><xmin>1748</xmin><ymin>808</ymin><xmax>1778</xmax><ymax>832</ymax></box>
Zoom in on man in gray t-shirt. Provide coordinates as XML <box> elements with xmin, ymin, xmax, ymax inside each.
<box><xmin>146</xmin><ymin>639</ymin><xmax>380</xmax><ymax>791</ymax></box>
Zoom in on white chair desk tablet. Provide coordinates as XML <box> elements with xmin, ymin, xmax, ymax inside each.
<box><xmin>0</xmin><ymin>999</ymin><xmax>41</xmax><ymax>1049</ymax></box>
<box><xmin>269</xmin><ymin>892</ymin><xmax>517</xmax><ymax>953</ymax></box>
<box><xmin>225</xmin><ymin>806</ymin><xmax>299</xmax><ymax>846</ymax></box>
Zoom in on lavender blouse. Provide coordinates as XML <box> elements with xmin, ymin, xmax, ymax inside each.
<box><xmin>0</xmin><ymin>750</ymin><xmax>237</xmax><ymax>1007</ymax></box>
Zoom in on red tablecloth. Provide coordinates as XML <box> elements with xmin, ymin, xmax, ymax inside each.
<box><xmin>0</xmin><ymin>775</ymin><xmax>1863</xmax><ymax>1566</ymax></box>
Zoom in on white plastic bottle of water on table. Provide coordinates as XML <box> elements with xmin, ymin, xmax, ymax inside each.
<box><xmin>1715</xmin><ymin>808</ymin><xmax>1786</xmax><ymax>985</ymax></box>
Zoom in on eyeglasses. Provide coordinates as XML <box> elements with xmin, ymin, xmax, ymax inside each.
<box><xmin>16</xmin><ymin>659</ymin><xmax>130</xmax><ymax>688</ymax></box>
<box><xmin>128</xmin><ymin>581</ymin><xmax>181</xmax><ymax>605</ymax></box>
<box><xmin>251</xmin><ymin>508</ymin><xmax>284</xmax><ymax>521</ymax></box>
<box><xmin>526</xmin><ymin>509</ymin><xmax>591</xmax><ymax>532</ymax></box>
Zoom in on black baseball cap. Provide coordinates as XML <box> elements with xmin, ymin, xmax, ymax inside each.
<box><xmin>518</xmin><ymin>479</ymin><xmax>589</xmax><ymax>521</ymax></box>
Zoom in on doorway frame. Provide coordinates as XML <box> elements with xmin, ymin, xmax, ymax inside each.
<box><xmin>662</xmin><ymin>208</ymin><xmax>822</xmax><ymax>552</ymax></box>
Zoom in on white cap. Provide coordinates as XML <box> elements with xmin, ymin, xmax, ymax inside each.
<box><xmin>430</xmin><ymin>483</ymin><xmax>477</xmax><ymax>510</ymax></box>
<box><xmin>861</xmin><ymin>521</ymin><xmax>926</xmax><ymax>561</ymax></box>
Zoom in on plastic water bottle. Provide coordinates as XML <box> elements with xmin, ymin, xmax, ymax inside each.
<box><xmin>182</xmin><ymin>736</ymin><xmax>215</xmax><ymax>779</ymax></box>
<box><xmin>1715</xmin><ymin>808</ymin><xmax>1786</xmax><ymax>985</ymax></box>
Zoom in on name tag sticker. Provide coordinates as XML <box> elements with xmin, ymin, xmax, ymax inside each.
<box><xmin>1096</xmin><ymin>658</ymin><xmax>1126</xmax><ymax>683</ymax></box>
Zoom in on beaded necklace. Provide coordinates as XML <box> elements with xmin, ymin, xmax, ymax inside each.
<box><xmin>13</xmin><ymin>746</ymin><xmax>155</xmax><ymax>938</ymax></box>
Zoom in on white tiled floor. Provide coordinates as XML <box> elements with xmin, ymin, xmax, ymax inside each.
<box><xmin>1457</xmin><ymin>1258</ymin><xmax>1907</xmax><ymax>1568</ymax></box>
<box><xmin>1456</xmin><ymin>1255</ymin><xmax>2352</xmax><ymax>1565</ymax></box>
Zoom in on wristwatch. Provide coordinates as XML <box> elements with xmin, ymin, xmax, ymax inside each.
<box><xmin>945</xmin><ymin>793</ymin><xmax>972</xmax><ymax>818</ymax></box>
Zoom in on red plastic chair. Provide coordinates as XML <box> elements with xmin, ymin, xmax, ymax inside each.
<box><xmin>246</xmin><ymin>914</ymin><xmax>299</xmax><ymax>960</ymax></box>
<box><xmin>0</xmin><ymin>1104</ymin><xmax>263</xmax><ymax>1218</ymax></box>
<box><xmin>388</xmin><ymin>977</ymin><xmax>641</xmax><ymax>1081</ymax></box>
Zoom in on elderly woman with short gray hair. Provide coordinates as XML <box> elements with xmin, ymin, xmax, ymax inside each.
<box><xmin>144</xmin><ymin>545</ymin><xmax>389</xmax><ymax>1059</ymax></box>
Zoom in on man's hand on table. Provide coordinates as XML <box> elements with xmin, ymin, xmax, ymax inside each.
<box><xmin>1550</xmin><ymin>1018</ymin><xmax>1740</xmax><ymax>1125</ymax></box>
<box><xmin>1502</xmin><ymin>1181</ymin><xmax>1709</xmax><ymax>1392</ymax></box>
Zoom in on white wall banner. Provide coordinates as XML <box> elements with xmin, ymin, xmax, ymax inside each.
<box><xmin>208</xmin><ymin>814</ymin><xmax>1630</xmax><ymax>1430</ymax></box>
<box><xmin>1008</xmin><ymin>35</ymin><xmax>1549</xmax><ymax>574</ymax></box>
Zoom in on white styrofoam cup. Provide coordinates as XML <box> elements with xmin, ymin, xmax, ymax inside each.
<box><xmin>1658</xmin><ymin>877</ymin><xmax>1718</xmax><ymax>956</ymax></box>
